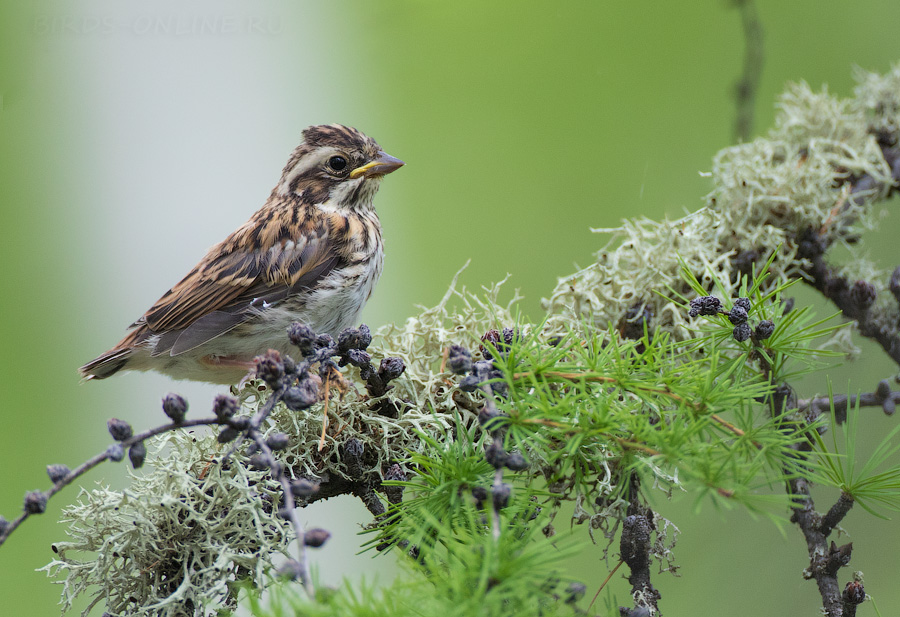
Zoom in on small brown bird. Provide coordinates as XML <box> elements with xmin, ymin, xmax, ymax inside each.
<box><xmin>80</xmin><ymin>124</ymin><xmax>403</xmax><ymax>385</ymax></box>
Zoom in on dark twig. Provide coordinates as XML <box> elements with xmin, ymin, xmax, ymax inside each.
<box><xmin>759</xmin><ymin>376</ymin><xmax>858</xmax><ymax>616</ymax></box>
<box><xmin>474</xmin><ymin>359</ymin><xmax>510</xmax><ymax>542</ymax></box>
<box><xmin>824</xmin><ymin>541</ymin><xmax>854</xmax><ymax>577</ymax></box>
<box><xmin>223</xmin><ymin>332</ymin><xmax>338</xmax><ymax>460</ymax></box>
<box><xmin>788</xmin><ymin>475</ymin><xmax>848</xmax><ymax>617</ymax></box>
<box><xmin>0</xmin><ymin>321</ymin><xmax>408</xmax><ymax>605</ymax></box>
<box><xmin>819</xmin><ymin>492</ymin><xmax>854</xmax><ymax>538</ymax></box>
<box><xmin>689</xmin><ymin>292</ymin><xmax>861</xmax><ymax>617</ymax></box>
<box><xmin>797</xmin><ymin>378</ymin><xmax>898</xmax><ymax>423</ymax></box>
<box><xmin>381</xmin><ymin>463</ymin><xmax>406</xmax><ymax>507</ymax></box>
<box><xmin>774</xmin><ymin>381</ymin><xmax>857</xmax><ymax>617</ymax></box>
<box><xmin>446</xmin><ymin>334</ymin><xmax>523</xmax><ymax>541</ymax></box>
<box><xmin>248</xmin><ymin>431</ymin><xmax>316</xmax><ymax>597</ymax></box>
<box><xmin>471</xmin><ymin>333</ymin><xmax>520</xmax><ymax>542</ymax></box>
<box><xmin>795</xmin><ymin>144</ymin><xmax>900</xmax><ymax>367</ymax></box>
<box><xmin>618</xmin><ymin>474</ymin><xmax>660</xmax><ymax>616</ymax></box>
<box><xmin>0</xmin><ymin>415</ymin><xmax>222</xmax><ymax>548</ymax></box>
<box><xmin>236</xmin><ymin>325</ymin><xmax>406</xmax><ymax>589</ymax></box>
<box><xmin>798</xmin><ymin>235</ymin><xmax>900</xmax><ymax>366</ymax></box>
<box><xmin>732</xmin><ymin>0</ymin><xmax>764</xmax><ymax>142</ymax></box>
<box><xmin>342</xmin><ymin>438</ymin><xmax>386</xmax><ymax>517</ymax></box>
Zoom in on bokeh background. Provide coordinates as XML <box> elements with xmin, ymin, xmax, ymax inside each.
<box><xmin>2</xmin><ymin>1</ymin><xmax>900</xmax><ymax>615</ymax></box>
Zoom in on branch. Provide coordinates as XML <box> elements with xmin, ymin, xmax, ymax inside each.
<box><xmin>777</xmin><ymin>381</ymin><xmax>858</xmax><ymax>616</ymax></box>
<box><xmin>798</xmin><ymin>378</ymin><xmax>899</xmax><ymax>423</ymax></box>
<box><xmin>247</xmin><ymin>426</ymin><xmax>317</xmax><ymax>596</ymax></box>
<box><xmin>0</xmin><ymin>322</ymin><xmax>408</xmax><ymax>612</ymax></box>
<box><xmin>798</xmin><ymin>145</ymin><xmax>900</xmax><ymax>367</ymax></box>
<box><xmin>732</xmin><ymin>0</ymin><xmax>764</xmax><ymax>142</ymax></box>
<box><xmin>787</xmin><ymin>475</ymin><xmax>849</xmax><ymax>617</ymax></box>
<box><xmin>618</xmin><ymin>474</ymin><xmax>660</xmax><ymax>616</ymax></box>
<box><xmin>341</xmin><ymin>438</ymin><xmax>387</xmax><ymax>517</ymax></box>
<box><xmin>819</xmin><ymin>492</ymin><xmax>854</xmax><ymax>538</ymax></box>
<box><xmin>0</xmin><ymin>410</ymin><xmax>221</xmax><ymax>548</ymax></box>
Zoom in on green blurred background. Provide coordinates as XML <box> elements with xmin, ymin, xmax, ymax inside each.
<box><xmin>2</xmin><ymin>1</ymin><xmax>900</xmax><ymax>614</ymax></box>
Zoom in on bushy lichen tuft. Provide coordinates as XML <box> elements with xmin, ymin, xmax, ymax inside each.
<box><xmin>854</xmin><ymin>62</ymin><xmax>900</xmax><ymax>140</ymax></box>
<box><xmin>42</xmin><ymin>433</ymin><xmax>289</xmax><ymax>616</ymax></box>
<box><xmin>43</xmin><ymin>270</ymin><xmax>522</xmax><ymax>616</ymax></box>
<box><xmin>243</xmin><ymin>269</ymin><xmax>523</xmax><ymax>480</ymax></box>
<box><xmin>543</xmin><ymin>70</ymin><xmax>896</xmax><ymax>339</ymax></box>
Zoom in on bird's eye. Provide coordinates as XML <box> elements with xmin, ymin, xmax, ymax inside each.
<box><xmin>327</xmin><ymin>155</ymin><xmax>348</xmax><ymax>172</ymax></box>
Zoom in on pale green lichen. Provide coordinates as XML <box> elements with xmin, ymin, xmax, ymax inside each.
<box><xmin>543</xmin><ymin>67</ymin><xmax>897</xmax><ymax>339</ymax></box>
<box><xmin>43</xmin><ymin>271</ymin><xmax>521</xmax><ymax>616</ymax></box>
<box><xmin>854</xmin><ymin>63</ymin><xmax>900</xmax><ymax>138</ymax></box>
<box><xmin>42</xmin><ymin>433</ymin><xmax>289</xmax><ymax>616</ymax></box>
<box><xmin>247</xmin><ymin>269</ymin><xmax>523</xmax><ymax>481</ymax></box>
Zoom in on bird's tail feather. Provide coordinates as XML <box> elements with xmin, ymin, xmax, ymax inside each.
<box><xmin>79</xmin><ymin>348</ymin><xmax>132</xmax><ymax>380</ymax></box>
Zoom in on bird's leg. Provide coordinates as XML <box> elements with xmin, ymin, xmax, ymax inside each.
<box><xmin>236</xmin><ymin>372</ymin><xmax>256</xmax><ymax>391</ymax></box>
<box><xmin>200</xmin><ymin>355</ymin><xmax>257</xmax><ymax>387</ymax></box>
<box><xmin>318</xmin><ymin>371</ymin><xmax>332</xmax><ymax>452</ymax></box>
<box><xmin>201</xmin><ymin>355</ymin><xmax>256</xmax><ymax>370</ymax></box>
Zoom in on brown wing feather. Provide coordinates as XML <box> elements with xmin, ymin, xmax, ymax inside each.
<box><xmin>162</xmin><ymin>238</ymin><xmax>339</xmax><ymax>356</ymax></box>
<box><xmin>130</xmin><ymin>207</ymin><xmax>342</xmax><ymax>356</ymax></box>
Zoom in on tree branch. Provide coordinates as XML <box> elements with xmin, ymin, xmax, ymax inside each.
<box><xmin>618</xmin><ymin>474</ymin><xmax>660</xmax><ymax>616</ymax></box>
<box><xmin>797</xmin><ymin>145</ymin><xmax>900</xmax><ymax>367</ymax></box>
<box><xmin>798</xmin><ymin>378</ymin><xmax>898</xmax><ymax>423</ymax></box>
<box><xmin>732</xmin><ymin>0</ymin><xmax>764</xmax><ymax>142</ymax></box>
<box><xmin>819</xmin><ymin>492</ymin><xmax>854</xmax><ymax>538</ymax></box>
<box><xmin>788</xmin><ymin>475</ymin><xmax>848</xmax><ymax>617</ymax></box>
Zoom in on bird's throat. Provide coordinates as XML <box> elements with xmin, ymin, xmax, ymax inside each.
<box><xmin>326</xmin><ymin>177</ymin><xmax>382</xmax><ymax>211</ymax></box>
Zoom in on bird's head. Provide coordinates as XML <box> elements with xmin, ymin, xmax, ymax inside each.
<box><xmin>276</xmin><ymin>124</ymin><xmax>404</xmax><ymax>210</ymax></box>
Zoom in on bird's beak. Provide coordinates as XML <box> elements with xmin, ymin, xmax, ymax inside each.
<box><xmin>349</xmin><ymin>151</ymin><xmax>405</xmax><ymax>179</ymax></box>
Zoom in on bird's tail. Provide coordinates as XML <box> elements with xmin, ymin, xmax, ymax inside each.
<box><xmin>79</xmin><ymin>347</ymin><xmax>132</xmax><ymax>381</ymax></box>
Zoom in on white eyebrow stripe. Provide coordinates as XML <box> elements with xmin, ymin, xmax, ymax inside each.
<box><xmin>276</xmin><ymin>146</ymin><xmax>342</xmax><ymax>196</ymax></box>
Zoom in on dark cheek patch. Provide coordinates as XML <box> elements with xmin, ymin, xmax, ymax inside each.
<box><xmin>299</xmin><ymin>182</ymin><xmax>332</xmax><ymax>204</ymax></box>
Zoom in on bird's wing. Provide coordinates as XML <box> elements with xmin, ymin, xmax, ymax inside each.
<box><xmin>137</xmin><ymin>217</ymin><xmax>341</xmax><ymax>356</ymax></box>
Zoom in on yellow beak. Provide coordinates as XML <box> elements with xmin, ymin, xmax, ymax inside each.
<box><xmin>349</xmin><ymin>151</ymin><xmax>405</xmax><ymax>179</ymax></box>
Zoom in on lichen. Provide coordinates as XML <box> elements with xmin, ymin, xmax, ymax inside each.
<box><xmin>543</xmin><ymin>68</ymin><xmax>896</xmax><ymax>339</ymax></box>
<box><xmin>42</xmin><ymin>433</ymin><xmax>289</xmax><ymax>616</ymax></box>
<box><xmin>43</xmin><ymin>270</ymin><xmax>522</xmax><ymax>616</ymax></box>
<box><xmin>854</xmin><ymin>63</ymin><xmax>900</xmax><ymax>139</ymax></box>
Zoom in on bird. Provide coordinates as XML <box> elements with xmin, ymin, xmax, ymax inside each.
<box><xmin>79</xmin><ymin>124</ymin><xmax>403</xmax><ymax>385</ymax></box>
